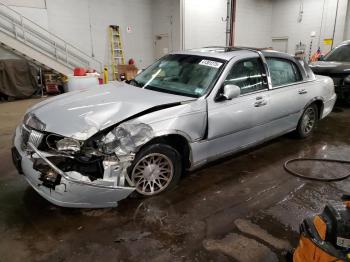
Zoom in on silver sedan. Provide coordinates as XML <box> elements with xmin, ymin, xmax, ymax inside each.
<box><xmin>12</xmin><ymin>47</ymin><xmax>336</xmax><ymax>208</ymax></box>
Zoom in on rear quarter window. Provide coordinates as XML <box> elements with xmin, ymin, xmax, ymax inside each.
<box><xmin>266</xmin><ymin>58</ymin><xmax>302</xmax><ymax>87</ymax></box>
<box><xmin>296</xmin><ymin>59</ymin><xmax>315</xmax><ymax>80</ymax></box>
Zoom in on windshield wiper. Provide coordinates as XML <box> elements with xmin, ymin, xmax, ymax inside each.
<box><xmin>128</xmin><ymin>79</ymin><xmax>142</xmax><ymax>87</ymax></box>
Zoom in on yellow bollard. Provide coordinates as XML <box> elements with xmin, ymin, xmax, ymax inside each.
<box><xmin>103</xmin><ymin>65</ymin><xmax>109</xmax><ymax>84</ymax></box>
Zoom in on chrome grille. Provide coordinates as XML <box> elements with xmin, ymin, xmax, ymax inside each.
<box><xmin>21</xmin><ymin>125</ymin><xmax>44</xmax><ymax>150</ymax></box>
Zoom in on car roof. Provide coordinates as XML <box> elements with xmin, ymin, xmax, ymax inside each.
<box><xmin>172</xmin><ymin>46</ymin><xmax>294</xmax><ymax>61</ymax></box>
<box><xmin>339</xmin><ymin>40</ymin><xmax>350</xmax><ymax>46</ymax></box>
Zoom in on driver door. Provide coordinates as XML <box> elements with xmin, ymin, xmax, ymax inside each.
<box><xmin>206</xmin><ymin>57</ymin><xmax>270</xmax><ymax>157</ymax></box>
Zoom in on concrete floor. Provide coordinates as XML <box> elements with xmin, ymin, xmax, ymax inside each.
<box><xmin>0</xmin><ymin>98</ymin><xmax>350</xmax><ymax>262</ymax></box>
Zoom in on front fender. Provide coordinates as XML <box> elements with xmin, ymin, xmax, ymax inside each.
<box><xmin>152</xmin><ymin>129</ymin><xmax>193</xmax><ymax>143</ymax></box>
<box><xmin>132</xmin><ymin>99</ymin><xmax>208</xmax><ymax>143</ymax></box>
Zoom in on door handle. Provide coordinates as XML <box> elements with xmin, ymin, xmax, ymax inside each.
<box><xmin>254</xmin><ymin>100</ymin><xmax>267</xmax><ymax>107</ymax></box>
<box><xmin>256</xmin><ymin>96</ymin><xmax>263</xmax><ymax>100</ymax></box>
<box><xmin>298</xmin><ymin>89</ymin><xmax>308</xmax><ymax>95</ymax></box>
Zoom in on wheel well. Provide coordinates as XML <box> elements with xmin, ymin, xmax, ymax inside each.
<box><xmin>140</xmin><ymin>134</ymin><xmax>191</xmax><ymax>169</ymax></box>
<box><xmin>311</xmin><ymin>100</ymin><xmax>324</xmax><ymax>119</ymax></box>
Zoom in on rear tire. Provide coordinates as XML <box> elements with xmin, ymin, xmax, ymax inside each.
<box><xmin>128</xmin><ymin>144</ymin><xmax>182</xmax><ymax>196</ymax></box>
<box><xmin>296</xmin><ymin>104</ymin><xmax>318</xmax><ymax>138</ymax></box>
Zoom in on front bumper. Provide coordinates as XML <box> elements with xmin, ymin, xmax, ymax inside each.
<box><xmin>12</xmin><ymin>126</ymin><xmax>135</xmax><ymax>208</ymax></box>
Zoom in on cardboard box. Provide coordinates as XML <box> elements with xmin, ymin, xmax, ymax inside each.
<box><xmin>117</xmin><ymin>65</ymin><xmax>138</xmax><ymax>81</ymax></box>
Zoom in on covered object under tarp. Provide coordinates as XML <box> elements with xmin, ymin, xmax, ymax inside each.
<box><xmin>0</xmin><ymin>59</ymin><xmax>39</xmax><ymax>99</ymax></box>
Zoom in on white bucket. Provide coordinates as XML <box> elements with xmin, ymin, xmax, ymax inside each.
<box><xmin>65</xmin><ymin>75</ymin><xmax>99</xmax><ymax>92</ymax></box>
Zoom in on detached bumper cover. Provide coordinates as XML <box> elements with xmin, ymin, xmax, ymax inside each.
<box><xmin>12</xmin><ymin>126</ymin><xmax>135</xmax><ymax>208</ymax></box>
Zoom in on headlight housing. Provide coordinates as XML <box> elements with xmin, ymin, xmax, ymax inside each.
<box><xmin>23</xmin><ymin>113</ymin><xmax>46</xmax><ymax>131</ymax></box>
<box><xmin>56</xmin><ymin>138</ymin><xmax>81</xmax><ymax>152</ymax></box>
<box><xmin>98</xmin><ymin>122</ymin><xmax>153</xmax><ymax>155</ymax></box>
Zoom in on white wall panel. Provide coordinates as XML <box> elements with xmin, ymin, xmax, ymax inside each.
<box><xmin>11</xmin><ymin>6</ymin><xmax>49</xmax><ymax>29</ymax></box>
<box><xmin>3</xmin><ymin>0</ymin><xmax>154</xmax><ymax>69</ymax></box>
<box><xmin>45</xmin><ymin>0</ymin><xmax>154</xmax><ymax>69</ymax></box>
<box><xmin>235</xmin><ymin>0</ymin><xmax>273</xmax><ymax>48</ymax></box>
<box><xmin>152</xmin><ymin>0</ymin><xmax>181</xmax><ymax>53</ymax></box>
<box><xmin>46</xmin><ymin>0</ymin><xmax>93</xmax><ymax>56</ymax></box>
<box><xmin>343</xmin><ymin>1</ymin><xmax>350</xmax><ymax>40</ymax></box>
<box><xmin>1</xmin><ymin>0</ymin><xmax>46</xmax><ymax>9</ymax></box>
<box><xmin>183</xmin><ymin>0</ymin><xmax>227</xmax><ymax>49</ymax></box>
<box><xmin>271</xmin><ymin>0</ymin><xmax>348</xmax><ymax>55</ymax></box>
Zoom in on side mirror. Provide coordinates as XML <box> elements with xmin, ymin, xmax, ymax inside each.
<box><xmin>318</xmin><ymin>55</ymin><xmax>325</xmax><ymax>61</ymax></box>
<box><xmin>223</xmin><ymin>84</ymin><xmax>241</xmax><ymax>100</ymax></box>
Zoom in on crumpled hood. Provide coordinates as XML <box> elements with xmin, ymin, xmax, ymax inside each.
<box><xmin>309</xmin><ymin>61</ymin><xmax>350</xmax><ymax>75</ymax></box>
<box><xmin>27</xmin><ymin>82</ymin><xmax>194</xmax><ymax>140</ymax></box>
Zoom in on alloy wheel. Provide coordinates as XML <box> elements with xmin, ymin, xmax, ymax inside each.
<box><xmin>131</xmin><ymin>153</ymin><xmax>174</xmax><ymax>195</ymax></box>
<box><xmin>302</xmin><ymin>107</ymin><xmax>316</xmax><ymax>134</ymax></box>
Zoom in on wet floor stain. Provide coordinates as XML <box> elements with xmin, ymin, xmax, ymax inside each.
<box><xmin>0</xmin><ymin>100</ymin><xmax>349</xmax><ymax>261</ymax></box>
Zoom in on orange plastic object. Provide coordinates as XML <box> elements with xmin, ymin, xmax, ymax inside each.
<box><xmin>74</xmin><ymin>67</ymin><xmax>87</xmax><ymax>76</ymax></box>
<box><xmin>293</xmin><ymin>235</ymin><xmax>341</xmax><ymax>262</ymax></box>
<box><xmin>314</xmin><ymin>216</ymin><xmax>327</xmax><ymax>240</ymax></box>
<box><xmin>346</xmin><ymin>201</ymin><xmax>350</xmax><ymax>209</ymax></box>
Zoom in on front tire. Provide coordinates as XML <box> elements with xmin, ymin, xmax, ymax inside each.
<box><xmin>129</xmin><ymin>144</ymin><xmax>182</xmax><ymax>196</ymax></box>
<box><xmin>296</xmin><ymin>104</ymin><xmax>318</xmax><ymax>138</ymax></box>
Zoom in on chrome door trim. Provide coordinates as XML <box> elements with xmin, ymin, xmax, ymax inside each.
<box><xmin>269</xmin><ymin>79</ymin><xmax>317</xmax><ymax>90</ymax></box>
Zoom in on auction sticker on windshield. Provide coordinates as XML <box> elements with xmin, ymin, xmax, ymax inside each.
<box><xmin>199</xmin><ymin>60</ymin><xmax>223</xmax><ymax>68</ymax></box>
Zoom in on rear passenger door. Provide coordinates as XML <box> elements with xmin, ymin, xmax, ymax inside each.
<box><xmin>266</xmin><ymin>57</ymin><xmax>310</xmax><ymax>134</ymax></box>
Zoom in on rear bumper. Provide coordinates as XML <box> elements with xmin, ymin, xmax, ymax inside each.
<box><xmin>321</xmin><ymin>94</ymin><xmax>337</xmax><ymax>119</ymax></box>
<box><xmin>12</xmin><ymin>126</ymin><xmax>134</xmax><ymax>208</ymax></box>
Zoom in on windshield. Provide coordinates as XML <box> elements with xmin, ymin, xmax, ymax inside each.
<box><xmin>324</xmin><ymin>44</ymin><xmax>350</xmax><ymax>62</ymax></box>
<box><xmin>132</xmin><ymin>54</ymin><xmax>225</xmax><ymax>97</ymax></box>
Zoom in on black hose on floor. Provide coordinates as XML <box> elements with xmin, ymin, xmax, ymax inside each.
<box><xmin>284</xmin><ymin>158</ymin><xmax>350</xmax><ymax>182</ymax></box>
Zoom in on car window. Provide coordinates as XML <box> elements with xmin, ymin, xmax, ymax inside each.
<box><xmin>266</xmin><ymin>58</ymin><xmax>302</xmax><ymax>87</ymax></box>
<box><xmin>297</xmin><ymin>58</ymin><xmax>315</xmax><ymax>80</ymax></box>
<box><xmin>133</xmin><ymin>54</ymin><xmax>225</xmax><ymax>98</ymax></box>
<box><xmin>324</xmin><ymin>44</ymin><xmax>350</xmax><ymax>62</ymax></box>
<box><xmin>223</xmin><ymin>58</ymin><xmax>267</xmax><ymax>95</ymax></box>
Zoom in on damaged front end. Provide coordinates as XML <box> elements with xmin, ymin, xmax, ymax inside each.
<box><xmin>13</xmin><ymin>120</ymin><xmax>154</xmax><ymax>208</ymax></box>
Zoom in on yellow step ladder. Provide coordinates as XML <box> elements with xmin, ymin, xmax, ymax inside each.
<box><xmin>109</xmin><ymin>25</ymin><xmax>125</xmax><ymax>80</ymax></box>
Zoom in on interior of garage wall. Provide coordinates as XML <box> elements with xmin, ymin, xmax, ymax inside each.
<box><xmin>46</xmin><ymin>0</ymin><xmax>154</xmax><ymax>69</ymax></box>
<box><xmin>181</xmin><ymin>0</ymin><xmax>350</xmax><ymax>52</ymax></box>
<box><xmin>2</xmin><ymin>0</ymin><xmax>350</xmax><ymax>67</ymax></box>
<box><xmin>345</xmin><ymin>3</ymin><xmax>350</xmax><ymax>40</ymax></box>
<box><xmin>271</xmin><ymin>0</ymin><xmax>348</xmax><ymax>55</ymax></box>
<box><xmin>234</xmin><ymin>0</ymin><xmax>273</xmax><ymax>48</ymax></box>
<box><xmin>152</xmin><ymin>0</ymin><xmax>181</xmax><ymax>56</ymax></box>
<box><xmin>1</xmin><ymin>0</ymin><xmax>46</xmax><ymax>9</ymax></box>
<box><xmin>0</xmin><ymin>0</ymin><xmax>155</xmax><ymax>69</ymax></box>
<box><xmin>182</xmin><ymin>0</ymin><xmax>227</xmax><ymax>49</ymax></box>
<box><xmin>0</xmin><ymin>0</ymin><xmax>48</xmax><ymax>60</ymax></box>
<box><xmin>1</xmin><ymin>0</ymin><xmax>48</xmax><ymax>29</ymax></box>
